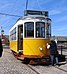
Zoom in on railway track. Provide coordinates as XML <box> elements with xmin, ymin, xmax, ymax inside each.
<box><xmin>54</xmin><ymin>66</ymin><xmax>67</xmax><ymax>73</ymax></box>
<box><xmin>11</xmin><ymin>48</ymin><xmax>67</xmax><ymax>74</ymax></box>
<box><xmin>3</xmin><ymin>48</ymin><xmax>67</xmax><ymax>74</ymax></box>
<box><xmin>25</xmin><ymin>64</ymin><xmax>67</xmax><ymax>74</ymax></box>
<box><xmin>27</xmin><ymin>65</ymin><xmax>40</xmax><ymax>74</ymax></box>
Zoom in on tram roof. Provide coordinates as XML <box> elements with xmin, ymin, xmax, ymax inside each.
<box><xmin>17</xmin><ymin>15</ymin><xmax>51</xmax><ymax>21</ymax></box>
<box><xmin>9</xmin><ymin>15</ymin><xmax>51</xmax><ymax>32</ymax></box>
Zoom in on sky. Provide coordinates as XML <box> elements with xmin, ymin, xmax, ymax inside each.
<box><xmin>0</xmin><ymin>0</ymin><xmax>67</xmax><ymax>36</ymax></box>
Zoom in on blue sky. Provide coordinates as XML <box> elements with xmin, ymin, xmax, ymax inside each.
<box><xmin>0</xmin><ymin>0</ymin><xmax>67</xmax><ymax>36</ymax></box>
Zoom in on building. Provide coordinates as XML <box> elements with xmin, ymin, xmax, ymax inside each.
<box><xmin>0</xmin><ymin>35</ymin><xmax>9</xmax><ymax>45</ymax></box>
<box><xmin>51</xmin><ymin>36</ymin><xmax>67</xmax><ymax>47</ymax></box>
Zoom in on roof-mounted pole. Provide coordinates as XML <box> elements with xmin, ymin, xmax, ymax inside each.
<box><xmin>26</xmin><ymin>0</ymin><xmax>28</xmax><ymax>10</ymax></box>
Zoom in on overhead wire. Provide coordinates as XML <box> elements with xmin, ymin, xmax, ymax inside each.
<box><xmin>0</xmin><ymin>12</ymin><xmax>22</xmax><ymax>17</ymax></box>
<box><xmin>0</xmin><ymin>0</ymin><xmax>23</xmax><ymax>31</ymax></box>
<box><xmin>0</xmin><ymin>12</ymin><xmax>22</xmax><ymax>30</ymax></box>
<box><xmin>0</xmin><ymin>0</ymin><xmax>42</xmax><ymax>19</ymax></box>
<box><xmin>36</xmin><ymin>0</ymin><xmax>41</xmax><ymax>10</ymax></box>
<box><xmin>0</xmin><ymin>0</ymin><xmax>25</xmax><ymax>35</ymax></box>
<box><xmin>0</xmin><ymin>0</ymin><xmax>23</xmax><ymax>17</ymax></box>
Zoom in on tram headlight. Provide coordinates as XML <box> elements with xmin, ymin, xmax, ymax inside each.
<box><xmin>39</xmin><ymin>47</ymin><xmax>43</xmax><ymax>51</ymax></box>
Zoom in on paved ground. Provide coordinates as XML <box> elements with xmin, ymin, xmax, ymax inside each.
<box><xmin>0</xmin><ymin>45</ymin><xmax>67</xmax><ymax>74</ymax></box>
<box><xmin>0</xmin><ymin>46</ymin><xmax>36</xmax><ymax>74</ymax></box>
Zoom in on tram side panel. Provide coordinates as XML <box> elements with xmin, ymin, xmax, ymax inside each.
<box><xmin>10</xmin><ymin>40</ymin><xmax>18</xmax><ymax>53</ymax></box>
<box><xmin>23</xmin><ymin>38</ymin><xmax>50</xmax><ymax>58</ymax></box>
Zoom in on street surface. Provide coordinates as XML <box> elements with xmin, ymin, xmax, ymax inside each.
<box><xmin>0</xmin><ymin>45</ymin><xmax>67</xmax><ymax>74</ymax></box>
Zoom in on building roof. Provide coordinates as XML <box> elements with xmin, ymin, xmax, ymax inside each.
<box><xmin>51</xmin><ymin>36</ymin><xmax>67</xmax><ymax>41</ymax></box>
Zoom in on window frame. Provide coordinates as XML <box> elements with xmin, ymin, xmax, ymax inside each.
<box><xmin>10</xmin><ymin>27</ymin><xmax>16</xmax><ymax>41</ymax></box>
<box><xmin>24</xmin><ymin>22</ymin><xmax>34</xmax><ymax>38</ymax></box>
<box><xmin>35</xmin><ymin>22</ymin><xmax>45</xmax><ymax>38</ymax></box>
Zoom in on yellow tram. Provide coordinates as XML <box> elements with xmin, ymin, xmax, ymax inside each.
<box><xmin>9</xmin><ymin>10</ymin><xmax>51</xmax><ymax>64</ymax></box>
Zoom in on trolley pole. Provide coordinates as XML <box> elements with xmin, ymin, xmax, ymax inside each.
<box><xmin>26</xmin><ymin>0</ymin><xmax>28</xmax><ymax>10</ymax></box>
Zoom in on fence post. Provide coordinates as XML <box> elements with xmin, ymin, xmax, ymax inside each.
<box><xmin>61</xmin><ymin>46</ymin><xmax>62</xmax><ymax>55</ymax></box>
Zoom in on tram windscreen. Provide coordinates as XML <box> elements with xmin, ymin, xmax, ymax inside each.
<box><xmin>36</xmin><ymin>22</ymin><xmax>45</xmax><ymax>38</ymax></box>
<box><xmin>24</xmin><ymin>22</ymin><xmax>34</xmax><ymax>37</ymax></box>
<box><xmin>46</xmin><ymin>23</ymin><xmax>51</xmax><ymax>38</ymax></box>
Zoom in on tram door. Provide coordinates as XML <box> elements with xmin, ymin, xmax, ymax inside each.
<box><xmin>18</xmin><ymin>25</ymin><xmax>23</xmax><ymax>52</ymax></box>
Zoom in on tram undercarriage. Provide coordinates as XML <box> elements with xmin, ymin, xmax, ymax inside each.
<box><xmin>11</xmin><ymin>50</ymin><xmax>66</xmax><ymax>65</ymax></box>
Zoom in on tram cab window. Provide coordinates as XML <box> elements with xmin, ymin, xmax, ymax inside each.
<box><xmin>46</xmin><ymin>23</ymin><xmax>51</xmax><ymax>38</ymax></box>
<box><xmin>24</xmin><ymin>22</ymin><xmax>34</xmax><ymax>37</ymax></box>
<box><xmin>36</xmin><ymin>22</ymin><xmax>45</xmax><ymax>38</ymax></box>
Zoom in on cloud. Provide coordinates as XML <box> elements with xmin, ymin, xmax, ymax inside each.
<box><xmin>49</xmin><ymin>10</ymin><xmax>61</xmax><ymax>16</ymax></box>
<box><xmin>53</xmin><ymin>24</ymin><xmax>67</xmax><ymax>32</ymax></box>
<box><xmin>56</xmin><ymin>27</ymin><xmax>67</xmax><ymax>31</ymax></box>
<box><xmin>49</xmin><ymin>7</ymin><xmax>67</xmax><ymax>16</ymax></box>
<box><xmin>57</xmin><ymin>15</ymin><xmax>67</xmax><ymax>22</ymax></box>
<box><xmin>52</xmin><ymin>26</ymin><xmax>67</xmax><ymax>36</ymax></box>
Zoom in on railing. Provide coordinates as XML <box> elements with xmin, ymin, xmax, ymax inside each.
<box><xmin>57</xmin><ymin>46</ymin><xmax>67</xmax><ymax>55</ymax></box>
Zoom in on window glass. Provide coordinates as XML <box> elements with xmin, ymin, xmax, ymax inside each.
<box><xmin>18</xmin><ymin>25</ymin><xmax>23</xmax><ymax>40</ymax></box>
<box><xmin>24</xmin><ymin>22</ymin><xmax>34</xmax><ymax>37</ymax></box>
<box><xmin>10</xmin><ymin>28</ymin><xmax>16</xmax><ymax>41</ymax></box>
<box><xmin>46</xmin><ymin>23</ymin><xmax>51</xmax><ymax>38</ymax></box>
<box><xmin>36</xmin><ymin>22</ymin><xmax>45</xmax><ymax>38</ymax></box>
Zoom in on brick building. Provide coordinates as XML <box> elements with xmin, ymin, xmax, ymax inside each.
<box><xmin>0</xmin><ymin>35</ymin><xmax>9</xmax><ymax>45</ymax></box>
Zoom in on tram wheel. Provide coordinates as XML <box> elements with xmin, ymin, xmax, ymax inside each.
<box><xmin>24</xmin><ymin>58</ymin><xmax>30</xmax><ymax>64</ymax></box>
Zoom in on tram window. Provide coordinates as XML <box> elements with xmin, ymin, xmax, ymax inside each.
<box><xmin>18</xmin><ymin>25</ymin><xmax>23</xmax><ymax>40</ymax></box>
<box><xmin>36</xmin><ymin>22</ymin><xmax>45</xmax><ymax>38</ymax></box>
<box><xmin>10</xmin><ymin>28</ymin><xmax>16</xmax><ymax>41</ymax></box>
<box><xmin>24</xmin><ymin>22</ymin><xmax>34</xmax><ymax>37</ymax></box>
<box><xmin>46</xmin><ymin>23</ymin><xmax>51</xmax><ymax>38</ymax></box>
